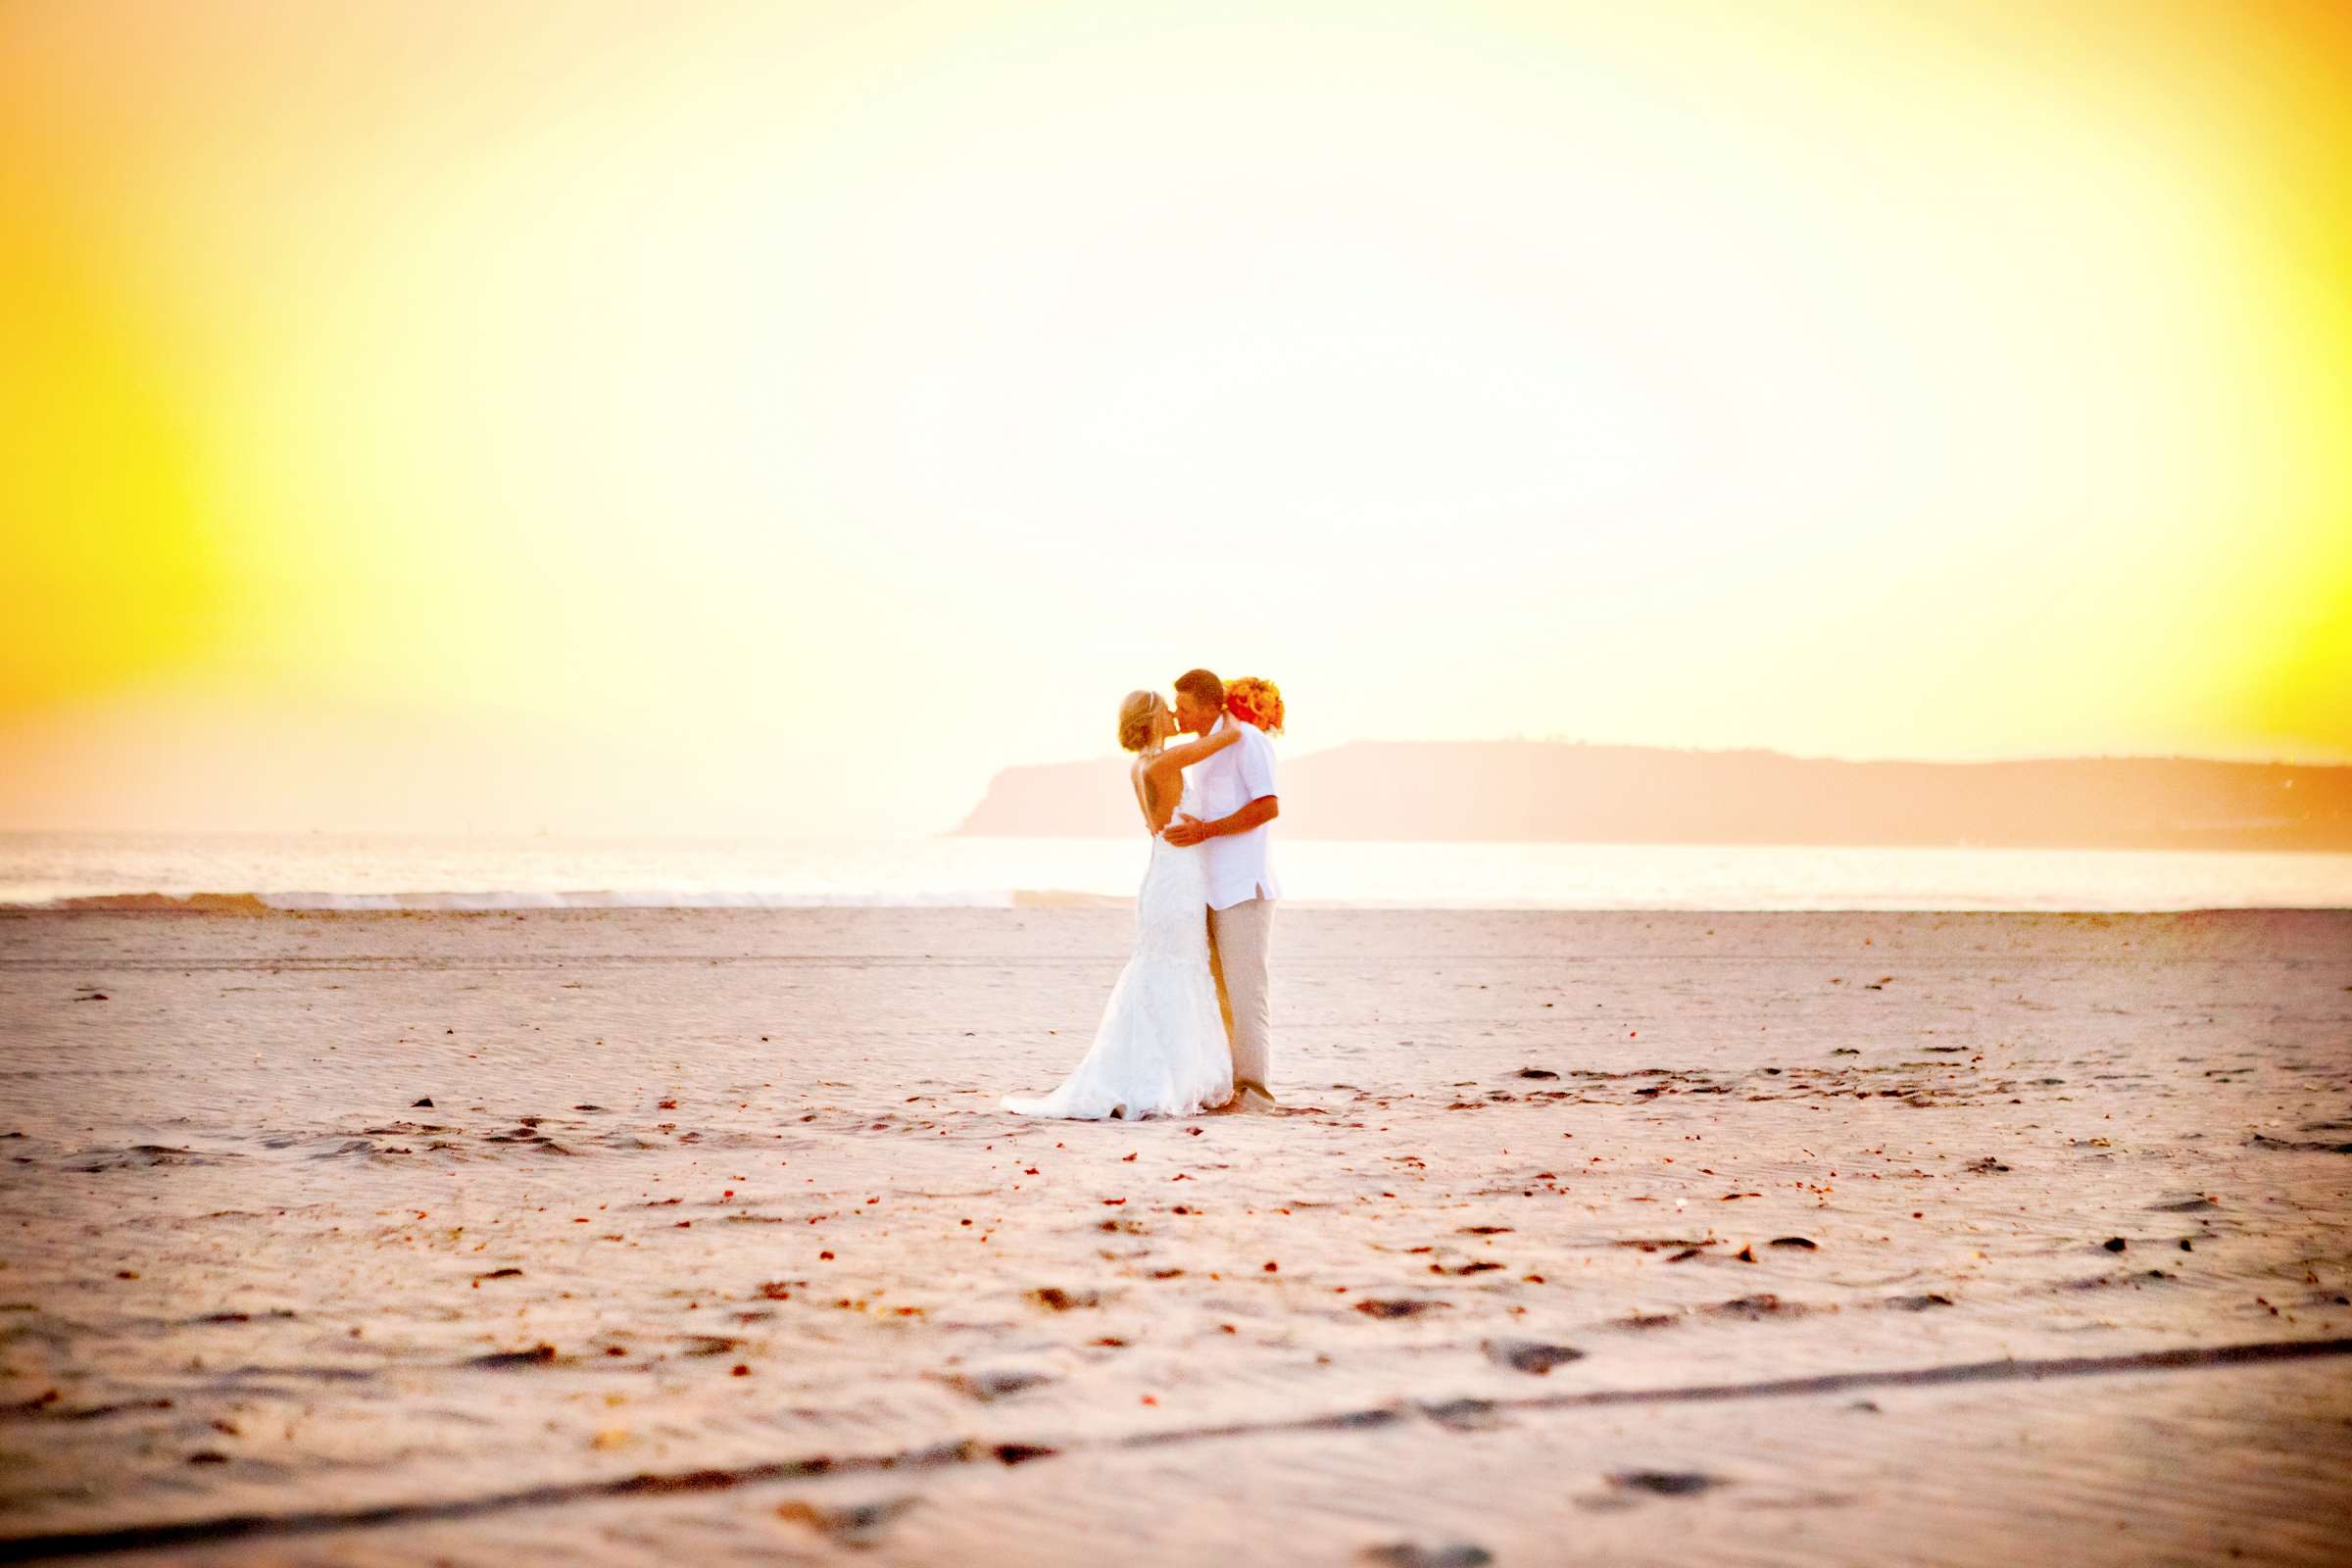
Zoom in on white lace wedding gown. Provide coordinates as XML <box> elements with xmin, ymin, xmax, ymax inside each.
<box><xmin>1001</xmin><ymin>773</ymin><xmax>1234</xmax><ymax>1120</ymax></box>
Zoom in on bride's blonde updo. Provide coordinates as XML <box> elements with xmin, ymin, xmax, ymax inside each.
<box><xmin>1117</xmin><ymin>690</ymin><xmax>1167</xmax><ymax>754</ymax></box>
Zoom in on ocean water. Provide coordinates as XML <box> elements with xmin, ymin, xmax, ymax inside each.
<box><xmin>1</xmin><ymin>832</ymin><xmax>2347</xmax><ymax>911</ymax></box>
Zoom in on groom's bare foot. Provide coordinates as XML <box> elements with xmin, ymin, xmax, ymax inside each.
<box><xmin>1233</xmin><ymin>1079</ymin><xmax>1279</xmax><ymax>1113</ymax></box>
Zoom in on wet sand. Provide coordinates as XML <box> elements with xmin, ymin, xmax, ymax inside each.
<box><xmin>2</xmin><ymin>906</ymin><xmax>2348</xmax><ymax>1565</ymax></box>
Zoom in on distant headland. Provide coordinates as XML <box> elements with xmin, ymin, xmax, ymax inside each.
<box><xmin>954</xmin><ymin>741</ymin><xmax>2352</xmax><ymax>851</ymax></box>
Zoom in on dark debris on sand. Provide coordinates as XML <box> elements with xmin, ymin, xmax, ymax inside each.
<box><xmin>1608</xmin><ymin>1470</ymin><xmax>1722</xmax><ymax>1496</ymax></box>
<box><xmin>1026</xmin><ymin>1287</ymin><xmax>1101</xmax><ymax>1311</ymax></box>
<box><xmin>1362</xmin><ymin>1542</ymin><xmax>1494</xmax><ymax>1568</ymax></box>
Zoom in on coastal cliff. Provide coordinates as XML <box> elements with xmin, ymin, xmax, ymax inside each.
<box><xmin>955</xmin><ymin>741</ymin><xmax>2352</xmax><ymax>850</ymax></box>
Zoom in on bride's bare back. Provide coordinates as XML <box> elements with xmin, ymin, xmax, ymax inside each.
<box><xmin>1130</xmin><ymin>762</ymin><xmax>1164</xmax><ymax>835</ymax></box>
<box><xmin>1132</xmin><ymin>723</ymin><xmax>1243</xmax><ymax>836</ymax></box>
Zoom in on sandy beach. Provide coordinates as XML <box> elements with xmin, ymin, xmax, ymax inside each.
<box><xmin>2</xmin><ymin>906</ymin><xmax>2348</xmax><ymax>1566</ymax></box>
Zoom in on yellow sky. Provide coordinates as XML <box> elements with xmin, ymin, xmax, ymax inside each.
<box><xmin>3</xmin><ymin>0</ymin><xmax>2347</xmax><ymax>834</ymax></box>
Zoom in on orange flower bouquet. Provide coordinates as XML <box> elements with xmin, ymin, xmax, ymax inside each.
<box><xmin>1224</xmin><ymin>676</ymin><xmax>1285</xmax><ymax>735</ymax></box>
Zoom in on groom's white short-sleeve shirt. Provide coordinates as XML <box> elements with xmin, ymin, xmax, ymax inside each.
<box><xmin>1190</xmin><ymin>714</ymin><xmax>1281</xmax><ymax>910</ymax></box>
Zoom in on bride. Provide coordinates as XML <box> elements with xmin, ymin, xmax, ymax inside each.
<box><xmin>1001</xmin><ymin>690</ymin><xmax>1243</xmax><ymax>1120</ymax></box>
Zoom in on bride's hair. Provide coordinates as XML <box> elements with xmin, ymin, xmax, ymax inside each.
<box><xmin>1117</xmin><ymin>690</ymin><xmax>1167</xmax><ymax>755</ymax></box>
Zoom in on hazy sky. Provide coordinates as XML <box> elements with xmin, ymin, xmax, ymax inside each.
<box><xmin>5</xmin><ymin>0</ymin><xmax>2347</xmax><ymax>834</ymax></box>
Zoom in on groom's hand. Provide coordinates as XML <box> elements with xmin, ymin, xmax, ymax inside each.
<box><xmin>1162</xmin><ymin>813</ymin><xmax>1212</xmax><ymax>847</ymax></box>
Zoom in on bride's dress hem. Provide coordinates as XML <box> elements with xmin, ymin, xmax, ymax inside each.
<box><xmin>998</xmin><ymin>1085</ymin><xmax>1236</xmax><ymax>1122</ymax></box>
<box><xmin>1000</xmin><ymin>778</ymin><xmax>1235</xmax><ymax>1123</ymax></box>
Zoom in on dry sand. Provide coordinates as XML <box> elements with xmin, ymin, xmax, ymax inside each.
<box><xmin>1</xmin><ymin>906</ymin><xmax>2348</xmax><ymax>1566</ymax></box>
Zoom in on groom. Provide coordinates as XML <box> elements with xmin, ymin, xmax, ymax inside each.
<box><xmin>1163</xmin><ymin>668</ymin><xmax>1282</xmax><ymax>1112</ymax></box>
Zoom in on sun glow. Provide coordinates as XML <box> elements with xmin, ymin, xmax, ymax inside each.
<box><xmin>4</xmin><ymin>0</ymin><xmax>2346</xmax><ymax>833</ymax></box>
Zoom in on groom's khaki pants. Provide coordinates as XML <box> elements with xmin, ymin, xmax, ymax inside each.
<box><xmin>1206</xmin><ymin>897</ymin><xmax>1275</xmax><ymax>1089</ymax></box>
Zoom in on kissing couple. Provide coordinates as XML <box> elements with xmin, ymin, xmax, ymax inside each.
<box><xmin>1003</xmin><ymin>668</ymin><xmax>1284</xmax><ymax>1120</ymax></box>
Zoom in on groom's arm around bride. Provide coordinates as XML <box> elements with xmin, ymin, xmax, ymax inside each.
<box><xmin>1159</xmin><ymin>786</ymin><xmax>1278</xmax><ymax>845</ymax></box>
<box><xmin>1160</xmin><ymin>717</ymin><xmax>1279</xmax><ymax>848</ymax></box>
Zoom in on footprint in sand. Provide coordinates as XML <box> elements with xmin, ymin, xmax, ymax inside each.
<box><xmin>776</xmin><ymin>1495</ymin><xmax>917</xmax><ymax>1546</ymax></box>
<box><xmin>932</xmin><ymin>1368</ymin><xmax>1052</xmax><ymax>1401</ymax></box>
<box><xmin>1483</xmin><ymin>1339</ymin><xmax>1585</xmax><ymax>1374</ymax></box>
<box><xmin>1362</xmin><ymin>1543</ymin><xmax>1493</xmax><ymax>1568</ymax></box>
